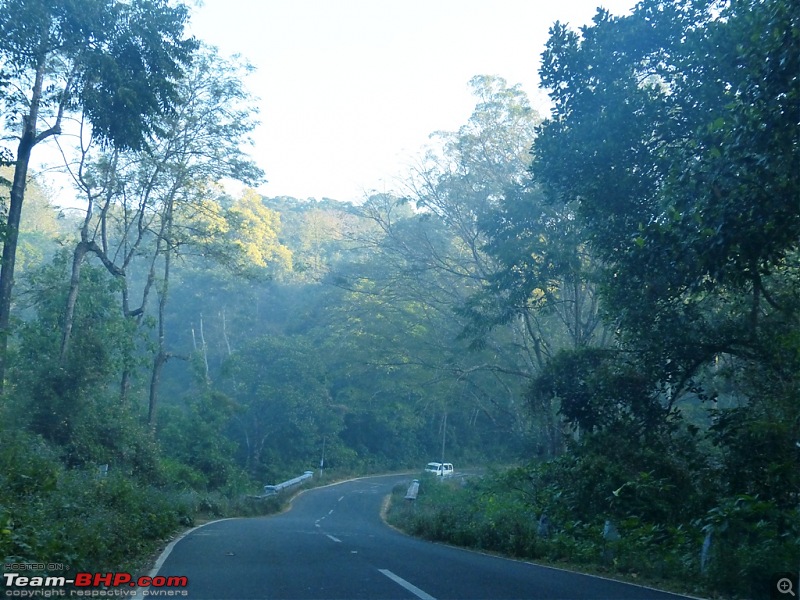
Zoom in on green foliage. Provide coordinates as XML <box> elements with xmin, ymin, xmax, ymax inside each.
<box><xmin>468</xmin><ymin>1</ymin><xmax>800</xmax><ymax>594</ymax></box>
<box><xmin>78</xmin><ymin>0</ymin><xmax>197</xmax><ymax>151</ymax></box>
<box><xmin>387</xmin><ymin>411</ymin><xmax>797</xmax><ymax>597</ymax></box>
<box><xmin>388</xmin><ymin>464</ymin><xmax>759</xmax><ymax>598</ymax></box>
<box><xmin>470</xmin><ymin>184</ymin><xmax>601</xmax><ymax>349</ymax></box>
<box><xmin>0</xmin><ymin>427</ymin><xmax>186</xmax><ymax>571</ymax></box>
<box><xmin>221</xmin><ymin>334</ymin><xmax>333</xmax><ymax>481</ymax></box>
<box><xmin>158</xmin><ymin>389</ymin><xmax>247</xmax><ymax>492</ymax></box>
<box><xmin>707</xmin><ymin>373</ymin><xmax>800</xmax><ymax>509</ymax></box>
<box><xmin>529</xmin><ymin>348</ymin><xmax>666</xmax><ymax>434</ymax></box>
<box><xmin>224</xmin><ymin>189</ymin><xmax>292</xmax><ymax>274</ymax></box>
<box><xmin>0</xmin><ymin>167</ymin><xmax>63</xmax><ymax>273</ymax></box>
<box><xmin>8</xmin><ymin>253</ymin><xmax>147</xmax><ymax>465</ymax></box>
<box><xmin>0</xmin><ymin>421</ymin><xmax>284</xmax><ymax>574</ymax></box>
<box><xmin>0</xmin><ymin>0</ymin><xmax>197</xmax><ymax>151</ymax></box>
<box><xmin>533</xmin><ymin>0</ymin><xmax>800</xmax><ymax>386</ymax></box>
<box><xmin>700</xmin><ymin>495</ymin><xmax>800</xmax><ymax>599</ymax></box>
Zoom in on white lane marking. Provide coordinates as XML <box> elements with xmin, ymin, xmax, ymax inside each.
<box><xmin>326</xmin><ymin>534</ymin><xmax>342</xmax><ymax>543</ymax></box>
<box><xmin>328</xmin><ymin>509</ymin><xmax>334</xmax><ymax>515</ymax></box>
<box><xmin>338</xmin><ymin>495</ymin><xmax>345</xmax><ymax>502</ymax></box>
<box><xmin>379</xmin><ymin>569</ymin><xmax>437</xmax><ymax>600</ymax></box>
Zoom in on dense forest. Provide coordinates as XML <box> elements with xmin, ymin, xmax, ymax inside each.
<box><xmin>1</xmin><ymin>0</ymin><xmax>798</xmax><ymax>597</ymax></box>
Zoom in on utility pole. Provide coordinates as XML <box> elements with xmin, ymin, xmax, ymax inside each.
<box><xmin>441</xmin><ymin>410</ymin><xmax>447</xmax><ymax>463</ymax></box>
<box><xmin>320</xmin><ymin>435</ymin><xmax>326</xmax><ymax>479</ymax></box>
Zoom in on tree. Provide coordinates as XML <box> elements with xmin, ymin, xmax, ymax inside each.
<box><xmin>329</xmin><ymin>79</ymin><xmax>550</xmax><ymax>455</ymax></box>
<box><xmin>532</xmin><ymin>0</ymin><xmax>800</xmax><ymax>518</ymax></box>
<box><xmin>221</xmin><ymin>334</ymin><xmax>332</xmax><ymax>480</ymax></box>
<box><xmin>225</xmin><ymin>189</ymin><xmax>293</xmax><ymax>276</ymax></box>
<box><xmin>0</xmin><ymin>0</ymin><xmax>197</xmax><ymax>391</ymax></box>
<box><xmin>472</xmin><ymin>183</ymin><xmax>606</xmax><ymax>355</ymax></box>
<box><xmin>534</xmin><ymin>0</ymin><xmax>800</xmax><ymax>390</ymax></box>
<box><xmin>404</xmin><ymin>75</ymin><xmax>540</xmax><ymax>287</ymax></box>
<box><xmin>10</xmin><ymin>252</ymin><xmax>139</xmax><ymax>466</ymax></box>
<box><xmin>52</xmin><ymin>46</ymin><xmax>272</xmax><ymax>424</ymax></box>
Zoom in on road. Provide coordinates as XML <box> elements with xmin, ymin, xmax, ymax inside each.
<box><xmin>145</xmin><ymin>474</ymin><xmax>694</xmax><ymax>599</ymax></box>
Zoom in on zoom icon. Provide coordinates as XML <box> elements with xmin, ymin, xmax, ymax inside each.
<box><xmin>772</xmin><ymin>573</ymin><xmax>799</xmax><ymax>599</ymax></box>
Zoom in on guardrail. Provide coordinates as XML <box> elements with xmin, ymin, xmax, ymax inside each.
<box><xmin>405</xmin><ymin>479</ymin><xmax>420</xmax><ymax>500</ymax></box>
<box><xmin>263</xmin><ymin>470</ymin><xmax>314</xmax><ymax>496</ymax></box>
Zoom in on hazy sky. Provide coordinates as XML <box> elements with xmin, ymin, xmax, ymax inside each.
<box><xmin>188</xmin><ymin>0</ymin><xmax>637</xmax><ymax>203</ymax></box>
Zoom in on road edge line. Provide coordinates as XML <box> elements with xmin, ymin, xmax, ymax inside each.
<box><xmin>379</xmin><ymin>492</ymin><xmax>704</xmax><ymax>600</ymax></box>
<box><xmin>131</xmin><ymin>517</ymin><xmax>235</xmax><ymax>597</ymax></box>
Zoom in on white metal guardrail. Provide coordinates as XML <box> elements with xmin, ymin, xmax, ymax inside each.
<box><xmin>405</xmin><ymin>479</ymin><xmax>420</xmax><ymax>500</ymax></box>
<box><xmin>263</xmin><ymin>470</ymin><xmax>314</xmax><ymax>496</ymax></box>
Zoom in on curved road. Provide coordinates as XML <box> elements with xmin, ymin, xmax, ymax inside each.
<box><xmin>145</xmin><ymin>474</ymin><xmax>694</xmax><ymax>599</ymax></box>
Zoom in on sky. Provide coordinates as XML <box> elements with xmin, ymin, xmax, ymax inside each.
<box><xmin>183</xmin><ymin>0</ymin><xmax>637</xmax><ymax>203</ymax></box>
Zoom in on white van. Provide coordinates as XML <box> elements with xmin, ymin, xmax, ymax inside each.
<box><xmin>425</xmin><ymin>462</ymin><xmax>454</xmax><ymax>477</ymax></box>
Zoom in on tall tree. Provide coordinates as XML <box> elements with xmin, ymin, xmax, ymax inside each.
<box><xmin>405</xmin><ymin>75</ymin><xmax>540</xmax><ymax>284</ymax></box>
<box><xmin>0</xmin><ymin>0</ymin><xmax>196</xmax><ymax>391</ymax></box>
<box><xmin>54</xmin><ymin>46</ymin><xmax>269</xmax><ymax>423</ymax></box>
<box><xmin>530</xmin><ymin>0</ymin><xmax>800</xmax><ymax>509</ymax></box>
<box><xmin>326</xmin><ymin>79</ymin><xmax>551</xmax><ymax>454</ymax></box>
<box><xmin>534</xmin><ymin>0</ymin><xmax>800</xmax><ymax>390</ymax></box>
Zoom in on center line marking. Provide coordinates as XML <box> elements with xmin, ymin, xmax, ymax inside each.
<box><xmin>326</xmin><ymin>534</ymin><xmax>341</xmax><ymax>543</ymax></box>
<box><xmin>379</xmin><ymin>569</ymin><xmax>437</xmax><ymax>600</ymax></box>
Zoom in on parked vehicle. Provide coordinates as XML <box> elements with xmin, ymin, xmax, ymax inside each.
<box><xmin>424</xmin><ymin>462</ymin><xmax>454</xmax><ymax>477</ymax></box>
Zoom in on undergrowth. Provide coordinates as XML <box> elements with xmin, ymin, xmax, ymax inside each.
<box><xmin>386</xmin><ymin>470</ymin><xmax>799</xmax><ymax>600</ymax></box>
<box><xmin>0</xmin><ymin>429</ymin><xmax>286</xmax><ymax>579</ymax></box>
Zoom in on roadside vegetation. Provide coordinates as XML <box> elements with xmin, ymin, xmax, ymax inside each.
<box><xmin>0</xmin><ymin>427</ymin><xmax>286</xmax><ymax>575</ymax></box>
<box><xmin>388</xmin><ymin>461</ymin><xmax>796</xmax><ymax>600</ymax></box>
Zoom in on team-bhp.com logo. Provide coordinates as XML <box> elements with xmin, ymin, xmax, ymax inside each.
<box><xmin>3</xmin><ymin>569</ymin><xmax>188</xmax><ymax>597</ymax></box>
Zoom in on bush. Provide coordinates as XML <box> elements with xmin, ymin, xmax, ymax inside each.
<box><xmin>0</xmin><ymin>439</ymin><xmax>185</xmax><ymax>571</ymax></box>
<box><xmin>0</xmin><ymin>427</ymin><xmax>282</xmax><ymax>576</ymax></box>
<box><xmin>700</xmin><ymin>495</ymin><xmax>800</xmax><ymax>599</ymax></box>
<box><xmin>386</xmin><ymin>463</ymin><xmax>797</xmax><ymax>599</ymax></box>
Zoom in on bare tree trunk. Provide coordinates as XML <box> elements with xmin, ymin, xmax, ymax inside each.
<box><xmin>243</xmin><ymin>424</ymin><xmax>251</xmax><ymax>473</ymax></box>
<box><xmin>148</xmin><ymin>204</ymin><xmax>173</xmax><ymax>426</ymax></box>
<box><xmin>220</xmin><ymin>309</ymin><xmax>232</xmax><ymax>356</ymax></box>
<box><xmin>120</xmin><ymin>241</ymin><xmax>161</xmax><ymax>404</ymax></box>
<box><xmin>440</xmin><ymin>409</ymin><xmax>448</xmax><ymax>462</ymax></box>
<box><xmin>148</xmin><ymin>350</ymin><xmax>166</xmax><ymax>426</ymax></box>
<box><xmin>252</xmin><ymin>431</ymin><xmax>270</xmax><ymax>478</ymax></box>
<box><xmin>120</xmin><ymin>369</ymin><xmax>132</xmax><ymax>403</ymax></box>
<box><xmin>59</xmin><ymin>146</ymin><xmax>130</xmax><ymax>369</ymax></box>
<box><xmin>148</xmin><ymin>270</ymin><xmax>169</xmax><ymax>425</ymax></box>
<box><xmin>60</xmin><ymin>242</ymin><xmax>89</xmax><ymax>362</ymax></box>
<box><xmin>199</xmin><ymin>313</ymin><xmax>210</xmax><ymax>382</ymax></box>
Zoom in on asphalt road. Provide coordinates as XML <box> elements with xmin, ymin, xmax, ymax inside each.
<box><xmin>145</xmin><ymin>474</ymin><xmax>695</xmax><ymax>600</ymax></box>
